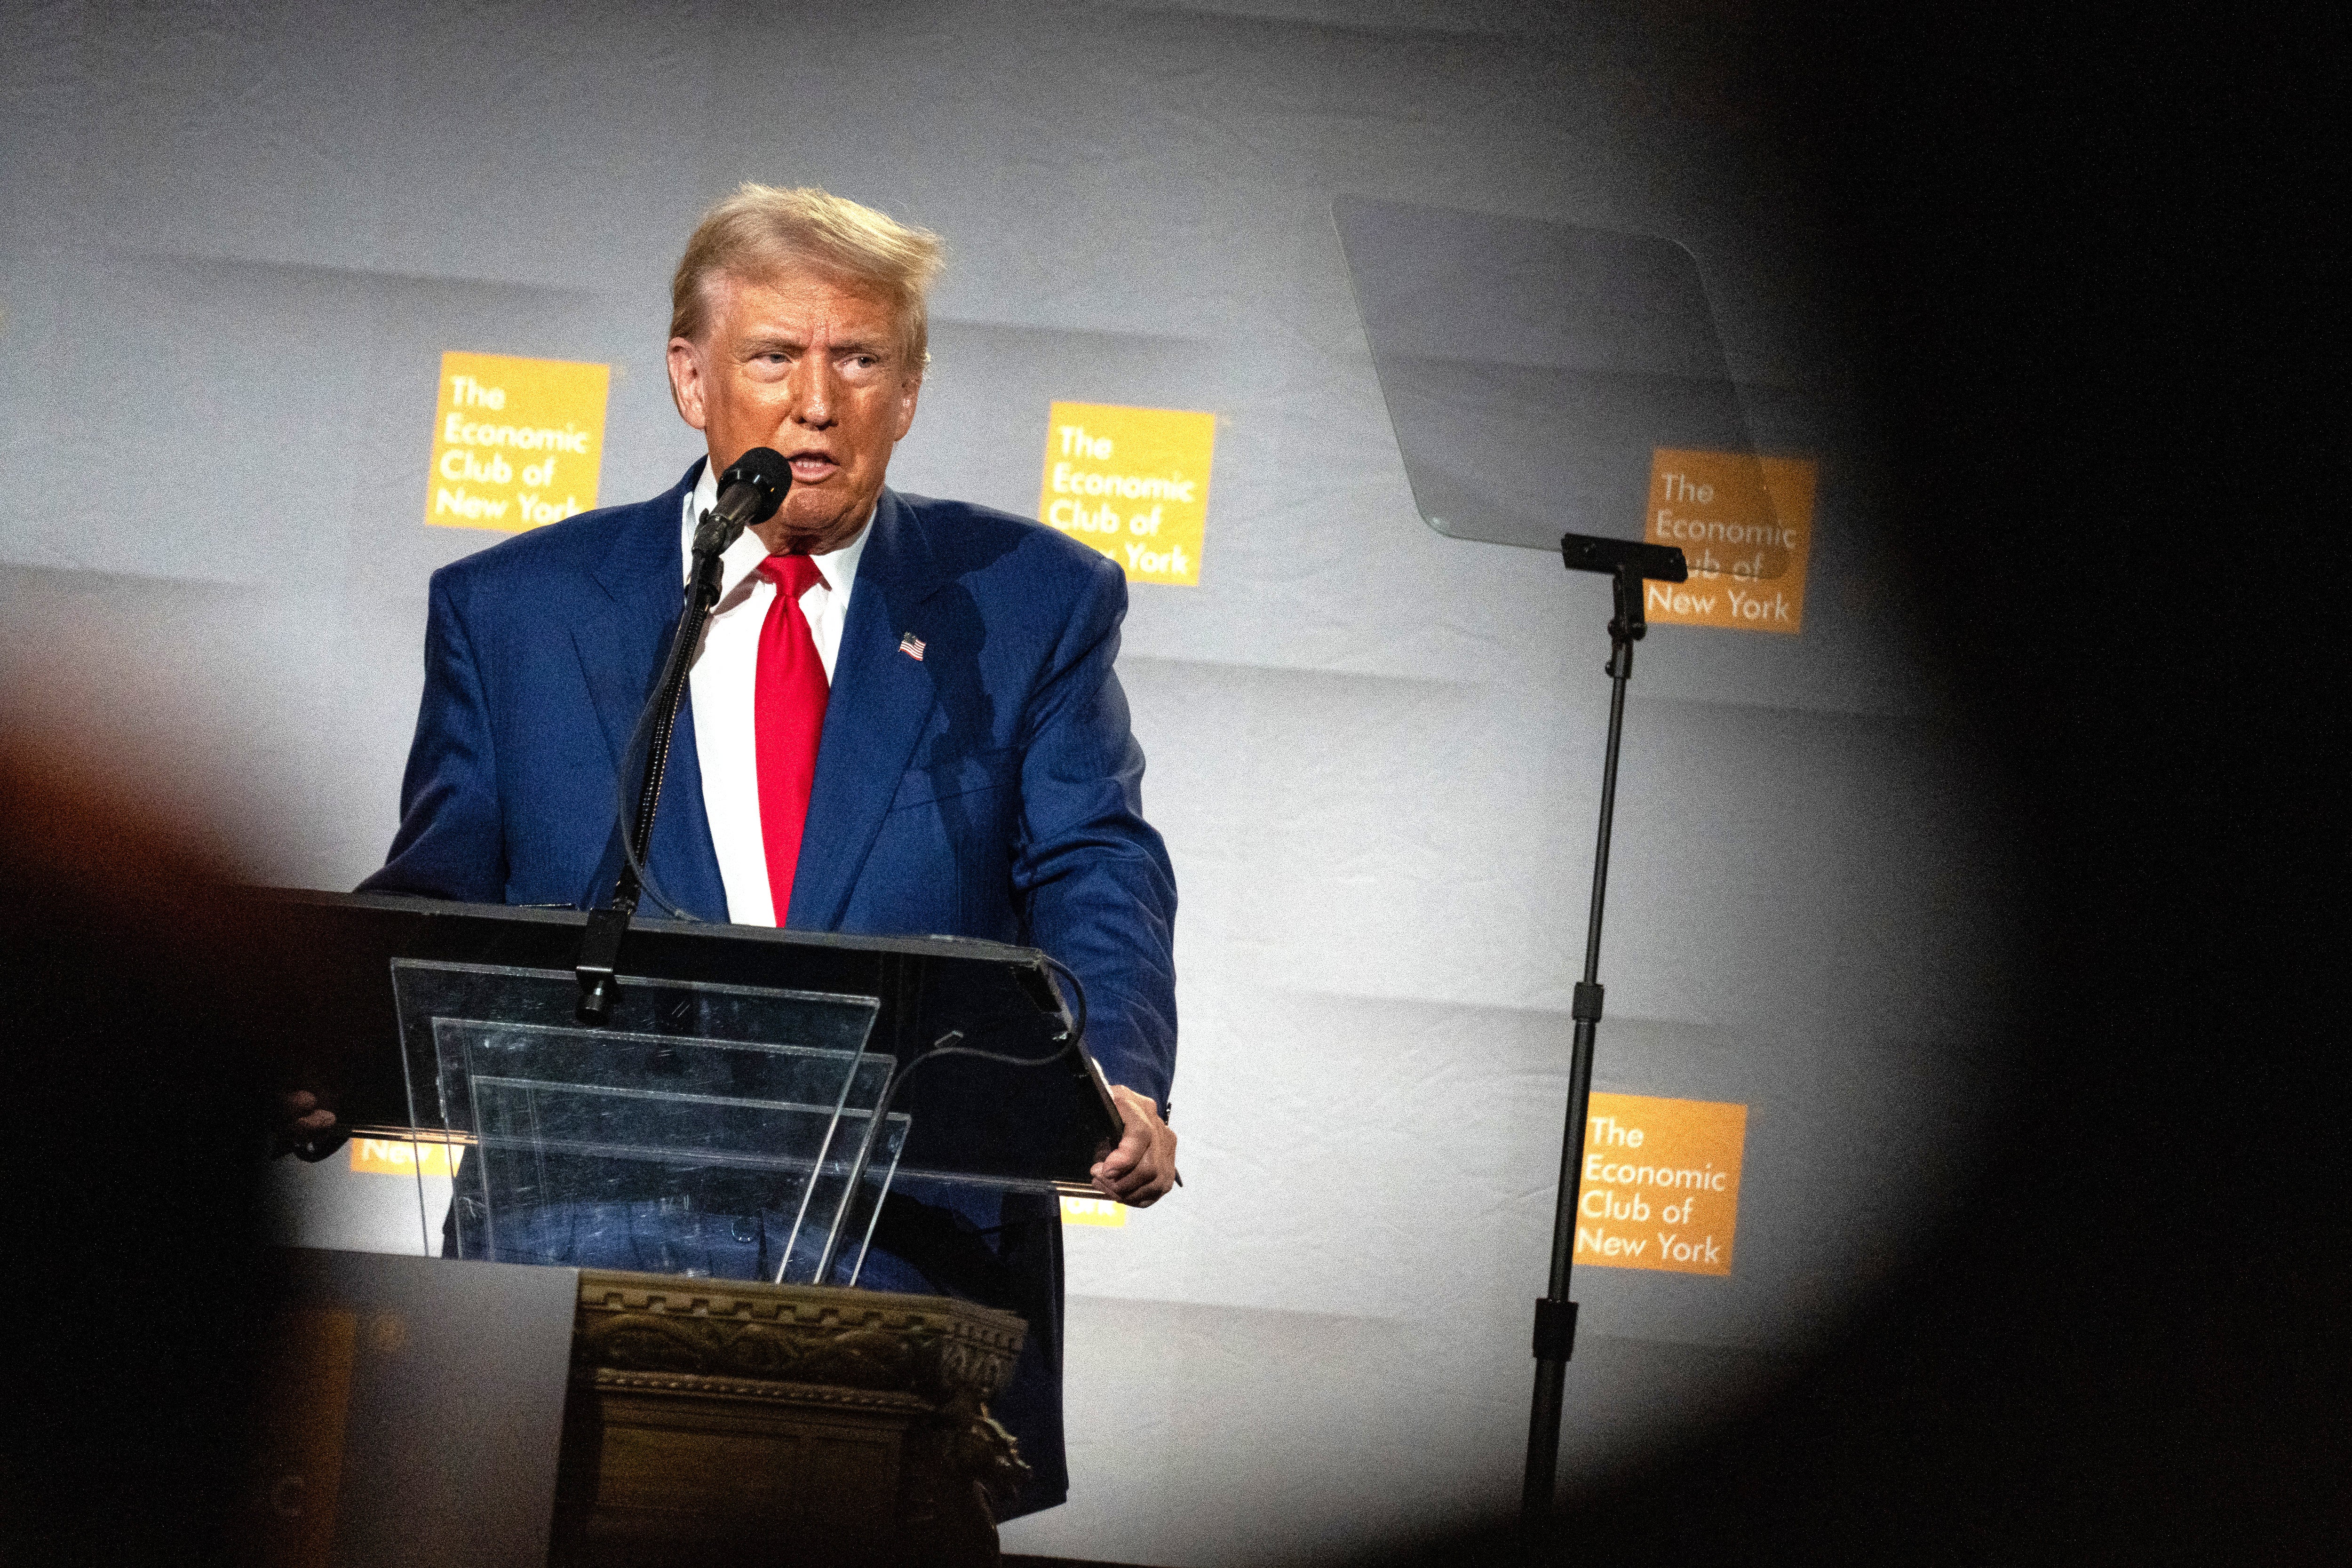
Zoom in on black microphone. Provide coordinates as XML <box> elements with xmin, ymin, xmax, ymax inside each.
<box><xmin>693</xmin><ymin>446</ymin><xmax>792</xmax><ymax>557</ymax></box>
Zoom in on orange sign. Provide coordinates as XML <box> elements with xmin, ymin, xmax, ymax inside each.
<box><xmin>350</xmin><ymin>1135</ymin><xmax>464</xmax><ymax>1178</ymax></box>
<box><xmin>425</xmin><ymin>350</ymin><xmax>609</xmax><ymax>533</ymax></box>
<box><xmin>1059</xmin><ymin>1193</ymin><xmax>1129</xmax><ymax>1228</ymax></box>
<box><xmin>1573</xmin><ymin>1092</ymin><xmax>1748</xmax><ymax>1276</ymax></box>
<box><xmin>1642</xmin><ymin>449</ymin><xmax>1817</xmax><ymax>634</ymax></box>
<box><xmin>1038</xmin><ymin>400</ymin><xmax>1215</xmax><ymax>586</ymax></box>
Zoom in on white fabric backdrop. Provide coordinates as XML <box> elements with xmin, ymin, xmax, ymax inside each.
<box><xmin>0</xmin><ymin>3</ymin><xmax>2015</xmax><ymax>1560</ymax></box>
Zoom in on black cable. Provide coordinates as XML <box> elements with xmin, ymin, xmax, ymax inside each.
<box><xmin>918</xmin><ymin>950</ymin><xmax>1087</xmax><ymax>1069</ymax></box>
<box><xmin>1039</xmin><ymin>949</ymin><xmax>1089</xmax><ymax>1060</ymax></box>
<box><xmin>834</xmin><ymin>955</ymin><xmax>1145</xmax><ymax>1288</ymax></box>
<box><xmin>610</xmin><ymin>689</ymin><xmax>698</xmax><ymax>921</ymax></box>
<box><xmin>869</xmin><ymin>953</ymin><xmax>1089</xmax><ymax>1129</ymax></box>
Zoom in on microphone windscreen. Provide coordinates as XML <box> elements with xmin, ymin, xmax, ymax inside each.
<box><xmin>717</xmin><ymin>446</ymin><xmax>792</xmax><ymax>524</ymax></box>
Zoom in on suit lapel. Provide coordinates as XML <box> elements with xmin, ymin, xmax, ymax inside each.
<box><xmin>573</xmin><ymin>466</ymin><xmax>698</xmax><ymax>768</ymax></box>
<box><xmin>788</xmin><ymin>489</ymin><xmax>948</xmax><ymax>929</ymax></box>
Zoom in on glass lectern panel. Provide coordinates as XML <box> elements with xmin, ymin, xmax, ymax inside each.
<box><xmin>391</xmin><ymin>960</ymin><xmax>903</xmax><ymax>1286</ymax></box>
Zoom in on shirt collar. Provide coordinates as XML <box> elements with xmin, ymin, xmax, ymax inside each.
<box><xmin>684</xmin><ymin>461</ymin><xmax>874</xmax><ymax>598</ymax></box>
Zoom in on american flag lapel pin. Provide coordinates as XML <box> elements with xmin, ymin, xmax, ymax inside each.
<box><xmin>898</xmin><ymin>632</ymin><xmax>926</xmax><ymax>661</ymax></box>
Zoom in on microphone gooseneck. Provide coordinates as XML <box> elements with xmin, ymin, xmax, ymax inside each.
<box><xmin>576</xmin><ymin>445</ymin><xmax>797</xmax><ymax>1019</ymax></box>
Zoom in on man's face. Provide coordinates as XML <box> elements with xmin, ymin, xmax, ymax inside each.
<box><xmin>667</xmin><ymin>267</ymin><xmax>922</xmax><ymax>555</ymax></box>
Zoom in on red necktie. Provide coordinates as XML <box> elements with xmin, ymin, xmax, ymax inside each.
<box><xmin>753</xmin><ymin>553</ymin><xmax>828</xmax><ymax>925</ymax></box>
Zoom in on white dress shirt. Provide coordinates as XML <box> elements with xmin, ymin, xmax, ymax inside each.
<box><xmin>682</xmin><ymin>463</ymin><xmax>871</xmax><ymax>926</ymax></box>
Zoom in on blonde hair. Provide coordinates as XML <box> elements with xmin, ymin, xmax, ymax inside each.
<box><xmin>669</xmin><ymin>183</ymin><xmax>944</xmax><ymax>369</ymax></box>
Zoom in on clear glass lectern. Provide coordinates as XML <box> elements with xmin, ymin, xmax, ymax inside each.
<box><xmin>391</xmin><ymin>960</ymin><xmax>910</xmax><ymax>1288</ymax></box>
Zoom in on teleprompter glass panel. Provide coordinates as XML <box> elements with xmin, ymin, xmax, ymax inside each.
<box><xmin>391</xmin><ymin>960</ymin><xmax>898</xmax><ymax>1286</ymax></box>
<box><xmin>1332</xmin><ymin>197</ymin><xmax>1787</xmax><ymax>576</ymax></box>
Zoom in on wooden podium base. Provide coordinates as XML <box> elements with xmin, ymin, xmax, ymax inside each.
<box><xmin>553</xmin><ymin>1269</ymin><xmax>1031</xmax><ymax>1568</ymax></box>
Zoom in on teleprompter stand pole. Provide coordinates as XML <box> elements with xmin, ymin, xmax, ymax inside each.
<box><xmin>1521</xmin><ymin>534</ymin><xmax>1687</xmax><ymax>1519</ymax></box>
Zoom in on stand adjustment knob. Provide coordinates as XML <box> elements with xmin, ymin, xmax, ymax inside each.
<box><xmin>1532</xmin><ymin>1297</ymin><xmax>1579</xmax><ymax>1361</ymax></box>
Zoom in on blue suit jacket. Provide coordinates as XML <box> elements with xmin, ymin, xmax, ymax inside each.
<box><xmin>364</xmin><ymin>462</ymin><xmax>1176</xmax><ymax>1106</ymax></box>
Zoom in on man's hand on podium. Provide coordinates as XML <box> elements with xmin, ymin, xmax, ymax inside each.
<box><xmin>1091</xmin><ymin>1085</ymin><xmax>1179</xmax><ymax>1208</ymax></box>
<box><xmin>276</xmin><ymin>1090</ymin><xmax>346</xmax><ymax>1162</ymax></box>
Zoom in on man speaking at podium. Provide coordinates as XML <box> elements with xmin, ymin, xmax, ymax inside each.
<box><xmin>361</xmin><ymin>185</ymin><xmax>1178</xmax><ymax>1517</ymax></box>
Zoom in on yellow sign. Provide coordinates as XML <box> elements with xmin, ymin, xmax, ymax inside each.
<box><xmin>350</xmin><ymin>1136</ymin><xmax>464</xmax><ymax>1178</ymax></box>
<box><xmin>1642</xmin><ymin>449</ymin><xmax>1817</xmax><ymax>633</ymax></box>
<box><xmin>1038</xmin><ymin>400</ymin><xmax>1214</xmax><ymax>586</ymax></box>
<box><xmin>1573</xmin><ymin>1092</ymin><xmax>1748</xmax><ymax>1276</ymax></box>
<box><xmin>425</xmin><ymin>350</ymin><xmax>609</xmax><ymax>533</ymax></box>
<box><xmin>1059</xmin><ymin>1193</ymin><xmax>1128</xmax><ymax>1228</ymax></box>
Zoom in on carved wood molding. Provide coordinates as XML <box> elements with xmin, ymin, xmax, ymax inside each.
<box><xmin>568</xmin><ymin>1268</ymin><xmax>1033</xmax><ymax>1520</ymax></box>
<box><xmin>572</xmin><ymin>1271</ymin><xmax>1025</xmax><ymax>1407</ymax></box>
<box><xmin>584</xmin><ymin>1367</ymin><xmax>935</xmax><ymax>1414</ymax></box>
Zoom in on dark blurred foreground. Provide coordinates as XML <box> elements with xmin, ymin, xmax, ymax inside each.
<box><xmin>0</xmin><ymin>738</ymin><xmax>296</xmax><ymax>1564</ymax></box>
<box><xmin>1370</xmin><ymin>3</ymin><xmax>2338</xmax><ymax>1563</ymax></box>
<box><xmin>1</xmin><ymin>6</ymin><xmax>2335</xmax><ymax>1564</ymax></box>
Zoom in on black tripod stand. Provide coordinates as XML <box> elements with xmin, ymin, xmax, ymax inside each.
<box><xmin>1521</xmin><ymin>533</ymin><xmax>1688</xmax><ymax>1516</ymax></box>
